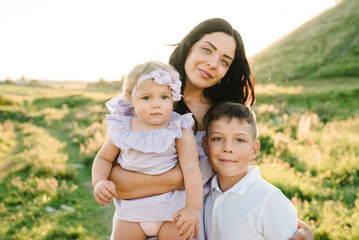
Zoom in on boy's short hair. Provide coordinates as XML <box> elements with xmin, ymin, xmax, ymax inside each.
<box><xmin>204</xmin><ymin>101</ymin><xmax>257</xmax><ymax>139</ymax></box>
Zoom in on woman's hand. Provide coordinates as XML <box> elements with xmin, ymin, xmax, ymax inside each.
<box><xmin>289</xmin><ymin>219</ymin><xmax>314</xmax><ymax>240</ymax></box>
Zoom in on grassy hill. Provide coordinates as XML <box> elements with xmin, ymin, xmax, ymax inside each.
<box><xmin>250</xmin><ymin>0</ymin><xmax>359</xmax><ymax>84</ymax></box>
<box><xmin>2</xmin><ymin>82</ymin><xmax>358</xmax><ymax>239</ymax></box>
<box><xmin>0</xmin><ymin>86</ymin><xmax>117</xmax><ymax>240</ymax></box>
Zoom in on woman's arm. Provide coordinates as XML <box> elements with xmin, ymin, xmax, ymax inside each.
<box><xmin>289</xmin><ymin>219</ymin><xmax>314</xmax><ymax>240</ymax></box>
<box><xmin>109</xmin><ymin>162</ymin><xmax>184</xmax><ymax>200</ymax></box>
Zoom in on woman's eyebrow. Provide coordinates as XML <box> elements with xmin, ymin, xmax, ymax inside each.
<box><xmin>205</xmin><ymin>41</ymin><xmax>217</xmax><ymax>50</ymax></box>
<box><xmin>204</xmin><ymin>41</ymin><xmax>233</xmax><ymax>61</ymax></box>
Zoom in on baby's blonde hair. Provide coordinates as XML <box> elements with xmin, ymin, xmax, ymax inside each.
<box><xmin>123</xmin><ymin>60</ymin><xmax>179</xmax><ymax>102</ymax></box>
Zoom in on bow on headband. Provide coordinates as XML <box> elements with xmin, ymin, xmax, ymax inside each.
<box><xmin>106</xmin><ymin>69</ymin><xmax>182</xmax><ymax>116</ymax></box>
<box><xmin>131</xmin><ymin>69</ymin><xmax>182</xmax><ymax>101</ymax></box>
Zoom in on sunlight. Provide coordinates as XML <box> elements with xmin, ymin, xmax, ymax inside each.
<box><xmin>256</xmin><ymin>84</ymin><xmax>304</xmax><ymax>95</ymax></box>
<box><xmin>0</xmin><ymin>0</ymin><xmax>336</xmax><ymax>81</ymax></box>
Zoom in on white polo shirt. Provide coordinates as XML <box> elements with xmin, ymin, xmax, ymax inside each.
<box><xmin>204</xmin><ymin>166</ymin><xmax>297</xmax><ymax>240</ymax></box>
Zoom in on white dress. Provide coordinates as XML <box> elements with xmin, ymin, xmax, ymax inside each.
<box><xmin>105</xmin><ymin>93</ymin><xmax>215</xmax><ymax>239</ymax></box>
<box><xmin>106</xmin><ymin>111</ymin><xmax>193</xmax><ymax>222</ymax></box>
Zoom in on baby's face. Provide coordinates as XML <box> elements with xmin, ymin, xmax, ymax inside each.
<box><xmin>131</xmin><ymin>80</ymin><xmax>173</xmax><ymax>129</ymax></box>
<box><xmin>203</xmin><ymin>117</ymin><xmax>260</xmax><ymax>180</ymax></box>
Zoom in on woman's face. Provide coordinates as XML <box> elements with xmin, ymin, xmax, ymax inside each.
<box><xmin>184</xmin><ymin>32</ymin><xmax>236</xmax><ymax>90</ymax></box>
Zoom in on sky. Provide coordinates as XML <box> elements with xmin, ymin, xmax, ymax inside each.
<box><xmin>0</xmin><ymin>0</ymin><xmax>337</xmax><ymax>82</ymax></box>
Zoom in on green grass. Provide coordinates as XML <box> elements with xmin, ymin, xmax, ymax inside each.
<box><xmin>0</xmin><ymin>85</ymin><xmax>115</xmax><ymax>240</ymax></box>
<box><xmin>251</xmin><ymin>0</ymin><xmax>359</xmax><ymax>84</ymax></box>
<box><xmin>1</xmin><ymin>76</ymin><xmax>358</xmax><ymax>239</ymax></box>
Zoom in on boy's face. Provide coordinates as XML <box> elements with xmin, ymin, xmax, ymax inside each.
<box><xmin>203</xmin><ymin>117</ymin><xmax>260</xmax><ymax>182</ymax></box>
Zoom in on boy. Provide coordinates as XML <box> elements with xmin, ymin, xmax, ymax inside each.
<box><xmin>202</xmin><ymin>102</ymin><xmax>297</xmax><ymax>240</ymax></box>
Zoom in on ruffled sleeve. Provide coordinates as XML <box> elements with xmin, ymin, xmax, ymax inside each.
<box><xmin>105</xmin><ymin>114</ymin><xmax>133</xmax><ymax>149</ymax></box>
<box><xmin>168</xmin><ymin>112</ymin><xmax>194</xmax><ymax>138</ymax></box>
<box><xmin>105</xmin><ymin>112</ymin><xmax>194</xmax><ymax>153</ymax></box>
<box><xmin>105</xmin><ymin>93</ymin><xmax>134</xmax><ymax>116</ymax></box>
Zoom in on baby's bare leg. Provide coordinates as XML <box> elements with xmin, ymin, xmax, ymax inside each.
<box><xmin>158</xmin><ymin>221</ymin><xmax>184</xmax><ymax>240</ymax></box>
<box><xmin>114</xmin><ymin>219</ymin><xmax>146</xmax><ymax>240</ymax></box>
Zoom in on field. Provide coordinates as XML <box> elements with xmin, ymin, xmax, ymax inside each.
<box><xmin>0</xmin><ymin>77</ymin><xmax>358</xmax><ymax>239</ymax></box>
<box><xmin>1</xmin><ymin>1</ymin><xmax>358</xmax><ymax>238</ymax></box>
<box><xmin>0</xmin><ymin>84</ymin><xmax>115</xmax><ymax>240</ymax></box>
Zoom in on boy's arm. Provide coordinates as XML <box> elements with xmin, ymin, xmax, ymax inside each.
<box><xmin>109</xmin><ymin>163</ymin><xmax>184</xmax><ymax>199</ymax></box>
<box><xmin>262</xmin><ymin>190</ymin><xmax>298</xmax><ymax>240</ymax></box>
<box><xmin>173</xmin><ymin>128</ymin><xmax>203</xmax><ymax>239</ymax></box>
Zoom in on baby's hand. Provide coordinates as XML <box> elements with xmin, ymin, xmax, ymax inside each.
<box><xmin>172</xmin><ymin>206</ymin><xmax>200</xmax><ymax>240</ymax></box>
<box><xmin>93</xmin><ymin>180</ymin><xmax>117</xmax><ymax>205</ymax></box>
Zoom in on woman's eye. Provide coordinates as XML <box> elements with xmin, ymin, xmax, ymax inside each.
<box><xmin>202</xmin><ymin>47</ymin><xmax>211</xmax><ymax>53</ymax></box>
<box><xmin>221</xmin><ymin>59</ymin><xmax>229</xmax><ymax>67</ymax></box>
<box><xmin>212</xmin><ymin>137</ymin><xmax>221</xmax><ymax>142</ymax></box>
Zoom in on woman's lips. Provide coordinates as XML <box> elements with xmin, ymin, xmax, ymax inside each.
<box><xmin>199</xmin><ymin>68</ymin><xmax>213</xmax><ymax>79</ymax></box>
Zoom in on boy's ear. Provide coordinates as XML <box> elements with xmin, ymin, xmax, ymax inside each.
<box><xmin>202</xmin><ymin>135</ymin><xmax>209</xmax><ymax>156</ymax></box>
<box><xmin>251</xmin><ymin>140</ymin><xmax>260</xmax><ymax>160</ymax></box>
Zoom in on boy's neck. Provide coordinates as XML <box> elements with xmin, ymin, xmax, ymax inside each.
<box><xmin>217</xmin><ymin>168</ymin><xmax>250</xmax><ymax>192</ymax></box>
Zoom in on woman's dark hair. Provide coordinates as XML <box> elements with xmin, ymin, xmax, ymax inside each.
<box><xmin>169</xmin><ymin>18</ymin><xmax>255</xmax><ymax>132</ymax></box>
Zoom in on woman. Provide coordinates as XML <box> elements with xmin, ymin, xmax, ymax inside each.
<box><xmin>107</xmin><ymin>18</ymin><xmax>313</xmax><ymax>240</ymax></box>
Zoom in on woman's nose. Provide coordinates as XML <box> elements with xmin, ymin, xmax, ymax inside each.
<box><xmin>206</xmin><ymin>56</ymin><xmax>218</xmax><ymax>68</ymax></box>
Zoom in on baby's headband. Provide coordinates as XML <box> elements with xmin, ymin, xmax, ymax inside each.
<box><xmin>131</xmin><ymin>69</ymin><xmax>182</xmax><ymax>102</ymax></box>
